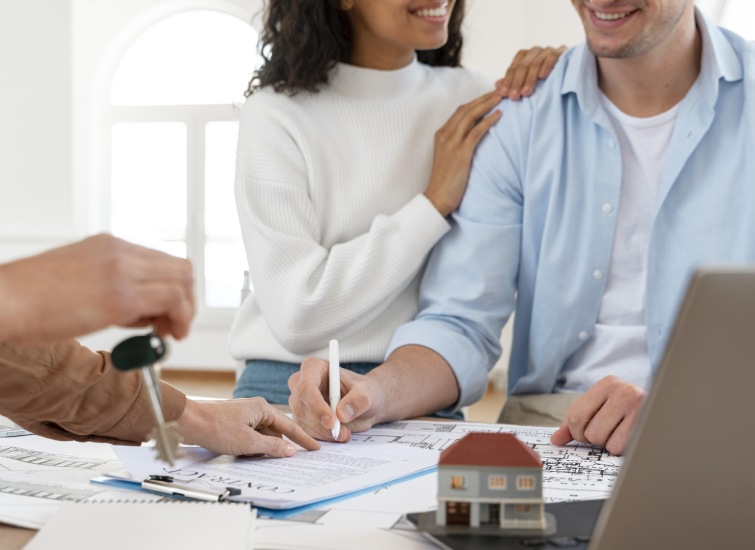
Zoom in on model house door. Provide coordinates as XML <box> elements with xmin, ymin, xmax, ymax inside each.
<box><xmin>446</xmin><ymin>502</ymin><xmax>470</xmax><ymax>525</ymax></box>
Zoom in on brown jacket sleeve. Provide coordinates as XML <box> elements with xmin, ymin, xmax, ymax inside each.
<box><xmin>0</xmin><ymin>339</ymin><xmax>186</xmax><ymax>445</ymax></box>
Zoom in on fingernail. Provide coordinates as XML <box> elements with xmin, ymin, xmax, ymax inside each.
<box><xmin>342</xmin><ymin>404</ymin><xmax>355</xmax><ymax>422</ymax></box>
<box><xmin>285</xmin><ymin>443</ymin><xmax>296</xmax><ymax>457</ymax></box>
<box><xmin>320</xmin><ymin>415</ymin><xmax>330</xmax><ymax>428</ymax></box>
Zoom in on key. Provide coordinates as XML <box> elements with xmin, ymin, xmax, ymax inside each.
<box><xmin>111</xmin><ymin>332</ymin><xmax>181</xmax><ymax>465</ymax></box>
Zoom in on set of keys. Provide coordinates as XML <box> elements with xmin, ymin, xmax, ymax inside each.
<box><xmin>111</xmin><ymin>332</ymin><xmax>181</xmax><ymax>465</ymax></box>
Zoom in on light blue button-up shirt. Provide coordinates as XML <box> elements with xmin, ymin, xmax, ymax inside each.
<box><xmin>387</xmin><ymin>11</ymin><xmax>755</xmax><ymax>410</ymax></box>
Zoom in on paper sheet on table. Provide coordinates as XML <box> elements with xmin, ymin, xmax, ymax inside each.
<box><xmin>114</xmin><ymin>439</ymin><xmax>437</xmax><ymax>510</ymax></box>
<box><xmin>254</xmin><ymin>516</ymin><xmax>437</xmax><ymax>550</ymax></box>
<box><xmin>0</xmin><ymin>435</ymin><xmax>162</xmax><ymax>529</ymax></box>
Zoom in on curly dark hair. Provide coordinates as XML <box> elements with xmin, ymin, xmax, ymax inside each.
<box><xmin>246</xmin><ymin>0</ymin><xmax>465</xmax><ymax>96</ymax></box>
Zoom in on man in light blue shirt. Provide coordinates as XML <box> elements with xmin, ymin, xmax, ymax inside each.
<box><xmin>290</xmin><ymin>0</ymin><xmax>755</xmax><ymax>455</ymax></box>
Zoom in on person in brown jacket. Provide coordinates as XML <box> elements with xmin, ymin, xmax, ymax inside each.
<box><xmin>0</xmin><ymin>234</ymin><xmax>319</xmax><ymax>456</ymax></box>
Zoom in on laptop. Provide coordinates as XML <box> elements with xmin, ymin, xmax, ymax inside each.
<box><xmin>409</xmin><ymin>267</ymin><xmax>755</xmax><ymax>549</ymax></box>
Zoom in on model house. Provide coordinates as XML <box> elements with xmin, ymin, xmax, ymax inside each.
<box><xmin>436</xmin><ymin>432</ymin><xmax>545</xmax><ymax>530</ymax></box>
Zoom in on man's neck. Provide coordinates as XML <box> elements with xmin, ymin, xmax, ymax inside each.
<box><xmin>597</xmin><ymin>23</ymin><xmax>702</xmax><ymax>118</ymax></box>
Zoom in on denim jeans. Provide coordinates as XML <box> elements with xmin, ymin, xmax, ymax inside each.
<box><xmin>233</xmin><ymin>359</ymin><xmax>464</xmax><ymax>420</ymax></box>
<box><xmin>233</xmin><ymin>360</ymin><xmax>378</xmax><ymax>404</ymax></box>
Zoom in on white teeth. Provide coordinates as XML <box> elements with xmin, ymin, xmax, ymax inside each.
<box><xmin>595</xmin><ymin>11</ymin><xmax>628</xmax><ymax>21</ymax></box>
<box><xmin>414</xmin><ymin>2</ymin><xmax>448</xmax><ymax>17</ymax></box>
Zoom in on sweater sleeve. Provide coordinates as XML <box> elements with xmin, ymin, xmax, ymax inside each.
<box><xmin>0</xmin><ymin>339</ymin><xmax>186</xmax><ymax>445</ymax></box>
<box><xmin>234</xmin><ymin>94</ymin><xmax>450</xmax><ymax>354</ymax></box>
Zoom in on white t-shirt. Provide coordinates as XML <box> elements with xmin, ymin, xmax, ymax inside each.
<box><xmin>558</xmin><ymin>94</ymin><xmax>680</xmax><ymax>392</ymax></box>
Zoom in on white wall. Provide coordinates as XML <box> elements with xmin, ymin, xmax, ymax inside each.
<box><xmin>0</xmin><ymin>0</ymin><xmax>727</xmax><ymax>371</ymax></box>
<box><xmin>464</xmin><ymin>0</ymin><xmax>584</xmax><ymax>74</ymax></box>
<box><xmin>0</xmin><ymin>1</ymin><xmax>76</xmax><ymax>258</ymax></box>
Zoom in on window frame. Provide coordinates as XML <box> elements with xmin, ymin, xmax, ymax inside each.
<box><xmin>93</xmin><ymin>3</ymin><xmax>261</xmax><ymax>329</ymax></box>
<box><xmin>488</xmin><ymin>475</ymin><xmax>507</xmax><ymax>490</ymax></box>
<box><xmin>105</xmin><ymin>103</ymin><xmax>242</xmax><ymax>326</ymax></box>
<box><xmin>516</xmin><ymin>475</ymin><xmax>536</xmax><ymax>491</ymax></box>
<box><xmin>450</xmin><ymin>475</ymin><xmax>466</xmax><ymax>490</ymax></box>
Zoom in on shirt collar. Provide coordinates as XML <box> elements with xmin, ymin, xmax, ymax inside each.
<box><xmin>561</xmin><ymin>7</ymin><xmax>743</xmax><ymax>116</ymax></box>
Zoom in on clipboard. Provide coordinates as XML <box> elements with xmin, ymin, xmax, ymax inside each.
<box><xmin>91</xmin><ymin>467</ymin><xmax>435</xmax><ymax>519</ymax></box>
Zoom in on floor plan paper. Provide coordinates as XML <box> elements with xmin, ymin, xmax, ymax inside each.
<box><xmin>350</xmin><ymin>420</ymin><xmax>623</xmax><ymax>502</ymax></box>
<box><xmin>0</xmin><ymin>436</ymin><xmax>163</xmax><ymax>528</ymax></box>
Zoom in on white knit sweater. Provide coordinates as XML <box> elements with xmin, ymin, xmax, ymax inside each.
<box><xmin>229</xmin><ymin>59</ymin><xmax>492</xmax><ymax>364</ymax></box>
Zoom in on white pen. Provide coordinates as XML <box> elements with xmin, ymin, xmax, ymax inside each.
<box><xmin>329</xmin><ymin>339</ymin><xmax>341</xmax><ymax>441</ymax></box>
<box><xmin>141</xmin><ymin>476</ymin><xmax>240</xmax><ymax>502</ymax></box>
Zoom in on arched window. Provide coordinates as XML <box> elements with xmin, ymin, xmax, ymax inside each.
<box><xmin>107</xmin><ymin>9</ymin><xmax>260</xmax><ymax>318</ymax></box>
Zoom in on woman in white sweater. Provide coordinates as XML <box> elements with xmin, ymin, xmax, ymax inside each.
<box><xmin>230</xmin><ymin>0</ymin><xmax>561</xmax><ymax>410</ymax></box>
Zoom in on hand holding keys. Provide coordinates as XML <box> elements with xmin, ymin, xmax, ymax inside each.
<box><xmin>111</xmin><ymin>332</ymin><xmax>181</xmax><ymax>465</ymax></box>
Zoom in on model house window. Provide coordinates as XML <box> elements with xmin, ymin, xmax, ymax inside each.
<box><xmin>516</xmin><ymin>475</ymin><xmax>536</xmax><ymax>491</ymax></box>
<box><xmin>488</xmin><ymin>475</ymin><xmax>507</xmax><ymax>490</ymax></box>
<box><xmin>450</xmin><ymin>476</ymin><xmax>465</xmax><ymax>490</ymax></box>
<box><xmin>515</xmin><ymin>504</ymin><xmax>532</xmax><ymax>513</ymax></box>
<box><xmin>107</xmin><ymin>9</ymin><xmax>260</xmax><ymax>317</ymax></box>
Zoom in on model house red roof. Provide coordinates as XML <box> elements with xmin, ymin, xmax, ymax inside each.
<box><xmin>439</xmin><ymin>432</ymin><xmax>541</xmax><ymax>468</ymax></box>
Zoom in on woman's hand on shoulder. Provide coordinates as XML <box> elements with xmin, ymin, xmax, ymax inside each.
<box><xmin>423</xmin><ymin>91</ymin><xmax>504</xmax><ymax>217</ymax></box>
<box><xmin>496</xmin><ymin>45</ymin><xmax>567</xmax><ymax>100</ymax></box>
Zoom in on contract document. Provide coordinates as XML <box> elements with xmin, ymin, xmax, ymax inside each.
<box><xmin>113</xmin><ymin>439</ymin><xmax>437</xmax><ymax>510</ymax></box>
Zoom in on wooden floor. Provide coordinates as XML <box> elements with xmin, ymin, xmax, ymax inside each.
<box><xmin>162</xmin><ymin>370</ymin><xmax>507</xmax><ymax>424</ymax></box>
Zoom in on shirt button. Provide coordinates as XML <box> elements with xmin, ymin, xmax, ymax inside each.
<box><xmin>607</xmin><ymin>139</ymin><xmax>616</xmax><ymax>149</ymax></box>
<box><xmin>578</xmin><ymin>331</ymin><xmax>589</xmax><ymax>341</ymax></box>
<box><xmin>592</xmin><ymin>270</ymin><xmax>603</xmax><ymax>280</ymax></box>
<box><xmin>601</xmin><ymin>203</ymin><xmax>613</xmax><ymax>214</ymax></box>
